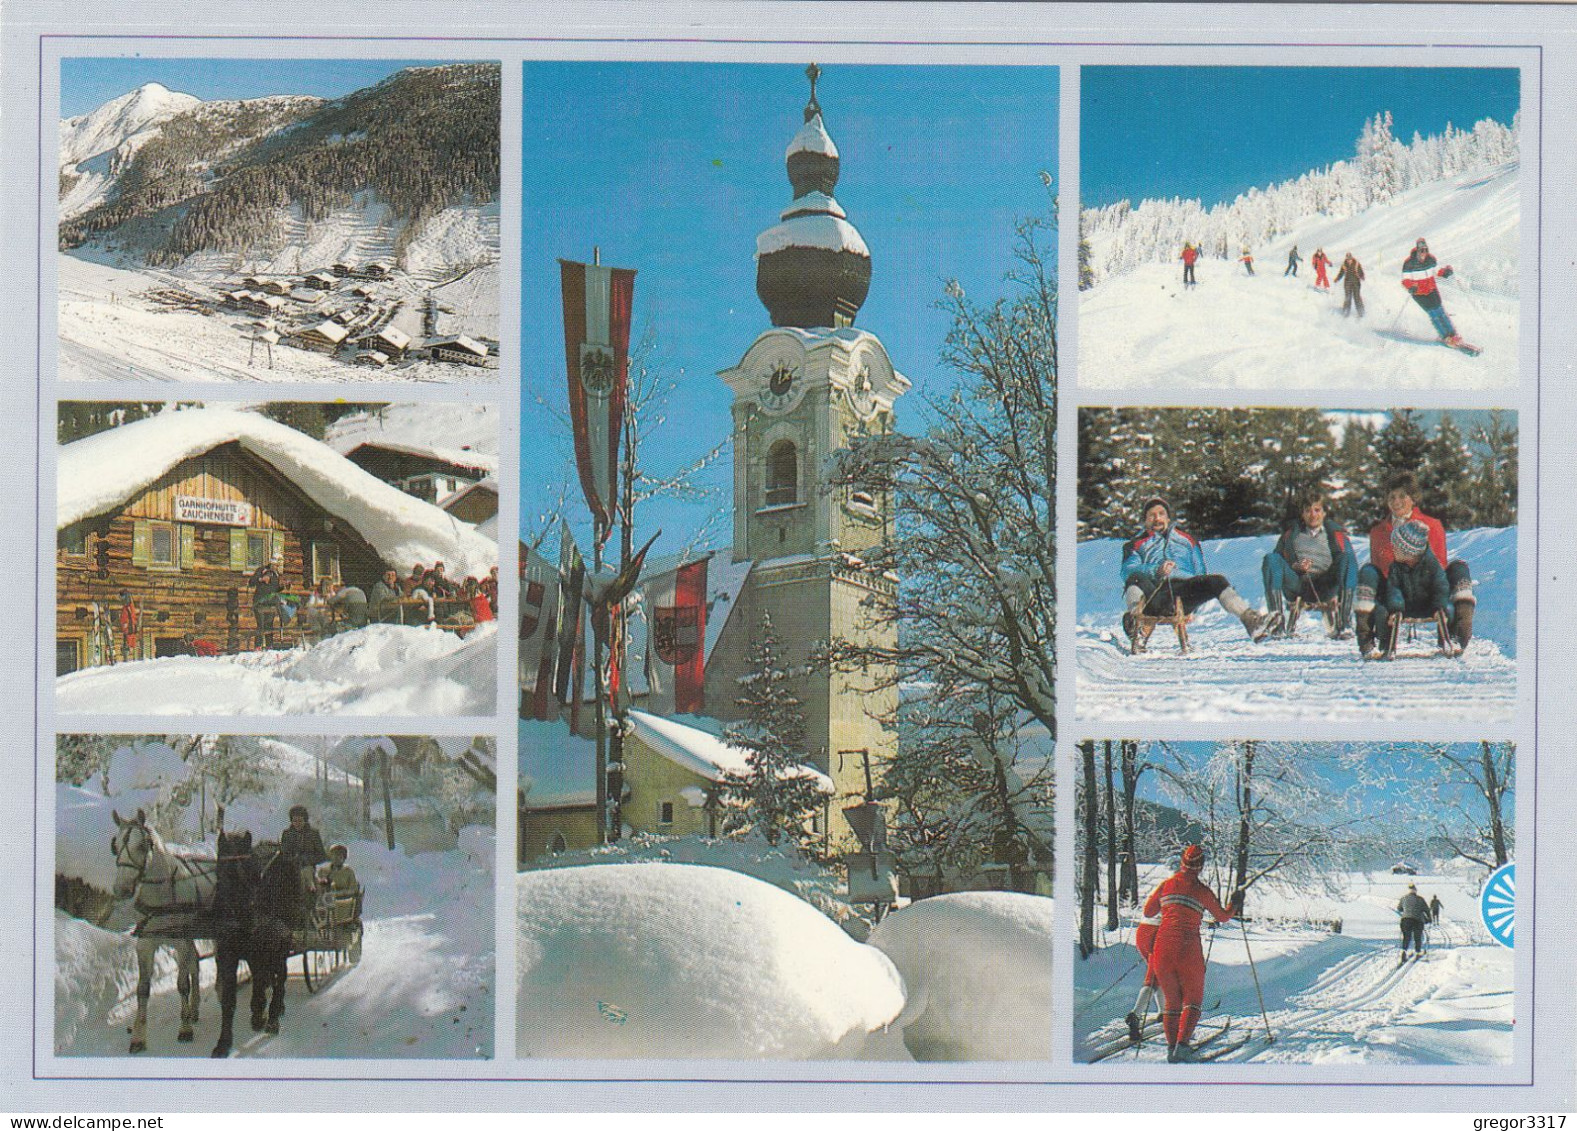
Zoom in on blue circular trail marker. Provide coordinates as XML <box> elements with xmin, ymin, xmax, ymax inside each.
<box><xmin>1480</xmin><ymin>862</ymin><xmax>1514</xmax><ymax>948</ymax></box>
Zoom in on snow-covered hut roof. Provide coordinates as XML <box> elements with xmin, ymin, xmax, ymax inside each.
<box><xmin>787</xmin><ymin>113</ymin><xmax>838</xmax><ymax>160</ymax></box>
<box><xmin>325</xmin><ymin>405</ymin><xmax>499</xmax><ymax>476</ymax></box>
<box><xmin>57</xmin><ymin>409</ymin><xmax>497</xmax><ymax>577</ymax></box>
<box><xmin>430</xmin><ymin>335</ymin><xmax>488</xmax><ymax>357</ymax></box>
<box><xmin>366</xmin><ymin>326</ymin><xmax>411</xmax><ymax>351</ymax></box>
<box><xmin>439</xmin><ymin>476</ymin><xmax>498</xmax><ymax>512</ymax></box>
<box><xmin>629</xmin><ymin>710</ymin><xmax>833</xmax><ymax>793</ymax></box>
<box><xmin>300</xmin><ymin>320</ymin><xmax>349</xmax><ymax>344</ymax></box>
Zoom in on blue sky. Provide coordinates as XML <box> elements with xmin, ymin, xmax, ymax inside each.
<box><xmin>59</xmin><ymin>59</ymin><xmax>439</xmax><ymax>118</ymax></box>
<box><xmin>1082</xmin><ymin>66</ymin><xmax>1520</xmax><ymax>209</ymax></box>
<box><xmin>521</xmin><ymin>61</ymin><xmax>1057</xmax><ymax>562</ymax></box>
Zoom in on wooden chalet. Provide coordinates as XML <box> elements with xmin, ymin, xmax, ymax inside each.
<box><xmin>330</xmin><ymin>262</ymin><xmax>355</xmax><ymax>277</ymax></box>
<box><xmin>335</xmin><ymin>441</ymin><xmax>490</xmax><ymax>504</ymax></box>
<box><xmin>355</xmin><ymin>326</ymin><xmax>411</xmax><ymax>358</ymax></box>
<box><xmin>439</xmin><ymin>477</ymin><xmax>497</xmax><ymax>524</ymax></box>
<box><xmin>56</xmin><ymin>440</ymin><xmax>385</xmax><ymax>674</ymax></box>
<box><xmin>286</xmin><ymin>320</ymin><xmax>350</xmax><ymax>354</ymax></box>
<box><xmin>303</xmin><ymin>271</ymin><xmax>338</xmax><ymax>290</ymax></box>
<box><xmin>355</xmin><ymin>350</ymin><xmax>390</xmax><ymax>368</ymax></box>
<box><xmin>428</xmin><ymin>336</ymin><xmax>489</xmax><ymax>367</ymax></box>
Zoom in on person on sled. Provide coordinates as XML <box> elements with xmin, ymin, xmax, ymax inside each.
<box><xmin>1142</xmin><ymin>845</ymin><xmax>1241</xmax><ymax>1063</ymax></box>
<box><xmin>1121</xmin><ymin>497</ymin><xmax>1272</xmax><ymax>649</ymax></box>
<box><xmin>1355</xmin><ymin>471</ymin><xmax>1475</xmax><ymax>658</ymax></box>
<box><xmin>1365</xmin><ymin>520</ymin><xmax>1455</xmax><ymax>659</ymax></box>
<box><xmin>1261</xmin><ymin>489</ymin><xmax>1359</xmax><ymax>637</ymax></box>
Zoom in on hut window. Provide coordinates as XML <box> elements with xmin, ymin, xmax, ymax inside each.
<box><xmin>311</xmin><ymin>542</ymin><xmax>341</xmax><ymax>585</ymax></box>
<box><xmin>61</xmin><ymin>528</ymin><xmax>87</xmax><ymax>556</ymax></box>
<box><xmin>658</xmin><ymin>801</ymin><xmax>675</xmax><ymax>827</ymax></box>
<box><xmin>765</xmin><ymin>440</ymin><xmax>798</xmax><ymax>507</ymax></box>
<box><xmin>149</xmin><ymin>522</ymin><xmax>176</xmax><ymax>567</ymax></box>
<box><xmin>246</xmin><ymin>531</ymin><xmax>271</xmax><ymax>571</ymax></box>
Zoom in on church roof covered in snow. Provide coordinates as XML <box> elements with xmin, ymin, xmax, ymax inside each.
<box><xmin>57</xmin><ymin>408</ymin><xmax>497</xmax><ymax>577</ymax></box>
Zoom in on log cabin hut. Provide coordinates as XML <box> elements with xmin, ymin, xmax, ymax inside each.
<box><xmin>56</xmin><ymin>409</ymin><xmax>497</xmax><ymax>675</ymax></box>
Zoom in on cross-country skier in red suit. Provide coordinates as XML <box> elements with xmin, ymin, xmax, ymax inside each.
<box><xmin>1143</xmin><ymin>845</ymin><xmax>1242</xmax><ymax>1063</ymax></box>
<box><xmin>1125</xmin><ymin>918</ymin><xmax>1162</xmax><ymax>1044</ymax></box>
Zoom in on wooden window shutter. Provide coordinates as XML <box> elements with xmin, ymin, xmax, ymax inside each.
<box><xmin>230</xmin><ymin>529</ymin><xmax>247</xmax><ymax>571</ymax></box>
<box><xmin>131</xmin><ymin>520</ymin><xmax>151</xmax><ymax>567</ymax></box>
<box><xmin>179</xmin><ymin>524</ymin><xmax>196</xmax><ymax>569</ymax></box>
<box><xmin>270</xmin><ymin>530</ymin><xmax>285</xmax><ymax>565</ymax></box>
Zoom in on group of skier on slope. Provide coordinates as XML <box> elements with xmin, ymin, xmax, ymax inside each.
<box><xmin>1120</xmin><ymin>846</ymin><xmax>1451</xmax><ymax>1063</ymax></box>
<box><xmin>1184</xmin><ymin>236</ymin><xmax>1476</xmax><ymax>352</ymax></box>
<box><xmin>1119</xmin><ymin>470</ymin><xmax>1476</xmax><ymax>660</ymax></box>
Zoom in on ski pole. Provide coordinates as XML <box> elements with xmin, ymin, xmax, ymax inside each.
<box><xmin>1074</xmin><ymin>957</ymin><xmax>1141</xmax><ymax>1021</ymax></box>
<box><xmin>1238</xmin><ymin>917</ymin><xmax>1275</xmax><ymax>1044</ymax></box>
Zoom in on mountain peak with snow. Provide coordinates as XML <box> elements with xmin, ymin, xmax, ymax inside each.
<box><xmin>59</xmin><ymin>82</ymin><xmax>201</xmax><ymax>171</ymax></box>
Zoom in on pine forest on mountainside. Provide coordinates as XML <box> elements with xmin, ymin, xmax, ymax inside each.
<box><xmin>60</xmin><ymin>64</ymin><xmax>500</xmax><ymax>267</ymax></box>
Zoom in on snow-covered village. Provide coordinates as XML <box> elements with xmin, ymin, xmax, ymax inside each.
<box><xmin>517</xmin><ymin>63</ymin><xmax>1057</xmax><ymax>1059</ymax></box>
<box><xmin>56</xmin><ymin>61</ymin><xmax>500</xmax><ymax>383</ymax></box>
<box><xmin>1072</xmin><ymin>740</ymin><xmax>1514</xmax><ymax>1067</ymax></box>
<box><xmin>1078</xmin><ymin>66</ymin><xmax>1520</xmax><ymax>389</ymax></box>
<box><xmin>55</xmin><ymin>401</ymin><xmax>499</xmax><ymax>715</ymax></box>
<box><xmin>54</xmin><ymin>732</ymin><xmax>496</xmax><ymax>1058</ymax></box>
<box><xmin>1076</xmin><ymin>407</ymin><xmax>1517</xmax><ymax>723</ymax></box>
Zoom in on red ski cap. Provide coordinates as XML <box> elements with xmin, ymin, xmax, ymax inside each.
<box><xmin>1181</xmin><ymin>844</ymin><xmax>1206</xmax><ymax>870</ymax></box>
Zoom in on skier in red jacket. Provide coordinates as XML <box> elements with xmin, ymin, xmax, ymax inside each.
<box><xmin>1180</xmin><ymin>243</ymin><xmax>1200</xmax><ymax>288</ymax></box>
<box><xmin>1312</xmin><ymin>248</ymin><xmax>1332</xmax><ymax>289</ymax></box>
<box><xmin>1142</xmin><ymin>844</ymin><xmax>1241</xmax><ymax>1062</ymax></box>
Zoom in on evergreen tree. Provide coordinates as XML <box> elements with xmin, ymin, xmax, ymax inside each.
<box><xmin>1421</xmin><ymin>413</ymin><xmax>1473</xmax><ymax>528</ymax></box>
<box><xmin>1374</xmin><ymin>408</ymin><xmax>1431</xmax><ymax>480</ymax></box>
<box><xmin>1333</xmin><ymin>416</ymin><xmax>1380</xmax><ymax>521</ymax></box>
<box><xmin>720</xmin><ymin>613</ymin><xmax>827</xmax><ymax>850</ymax></box>
<box><xmin>1468</xmin><ymin>411</ymin><xmax>1519</xmax><ymax>527</ymax></box>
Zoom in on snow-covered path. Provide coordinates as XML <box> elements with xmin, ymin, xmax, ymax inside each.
<box><xmin>1076</xmin><ymin>528</ymin><xmax>1516</xmax><ymax>724</ymax></box>
<box><xmin>1075</xmin><ymin>872</ymin><xmax>1512</xmax><ymax>1065</ymax></box>
<box><xmin>1079</xmin><ymin>163</ymin><xmax>1519</xmax><ymax>390</ymax></box>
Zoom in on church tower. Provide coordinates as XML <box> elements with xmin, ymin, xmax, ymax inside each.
<box><xmin>714</xmin><ymin>65</ymin><xmax>909</xmax><ymax>853</ymax></box>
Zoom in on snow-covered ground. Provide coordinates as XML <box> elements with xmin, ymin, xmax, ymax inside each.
<box><xmin>55</xmin><ymin>746</ymin><xmax>495</xmax><ymax>1058</ymax></box>
<box><xmin>1080</xmin><ymin>164</ymin><xmax>1519</xmax><ymax>389</ymax></box>
<box><xmin>1074</xmin><ymin>868</ymin><xmax>1511</xmax><ymax>1065</ymax></box>
<box><xmin>1076</xmin><ymin>527</ymin><xmax>1515</xmax><ymax>723</ymax></box>
<box><xmin>57</xmin><ymin>621</ymin><xmax>497</xmax><ymax>717</ymax></box>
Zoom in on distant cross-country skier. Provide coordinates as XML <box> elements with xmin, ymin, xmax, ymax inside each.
<box><xmin>1142</xmin><ymin>845</ymin><xmax>1241</xmax><ymax>1063</ymax></box>
<box><xmin>1429</xmin><ymin>894</ymin><xmax>1444</xmax><ymax>923</ymax></box>
<box><xmin>1401</xmin><ymin>237</ymin><xmax>1472</xmax><ymax>350</ymax></box>
<box><xmin>1284</xmin><ymin>245</ymin><xmax>1302</xmax><ymax>277</ymax></box>
<box><xmin>1180</xmin><ymin>242</ymin><xmax>1199</xmax><ymax>288</ymax></box>
<box><xmin>1312</xmin><ymin>248</ymin><xmax>1332</xmax><ymax>289</ymax></box>
<box><xmin>1120</xmin><ymin>497</ymin><xmax>1273</xmax><ymax>649</ymax></box>
<box><xmin>1239</xmin><ymin>247</ymin><xmax>1255</xmax><ymax>276</ymax></box>
<box><xmin>1354</xmin><ymin>471</ymin><xmax>1476</xmax><ymax>658</ymax></box>
<box><xmin>1397</xmin><ymin>882</ymin><xmax>1431</xmax><ymax>961</ymax></box>
<box><xmin>1335</xmin><ymin>252</ymin><xmax>1366</xmax><ymax>318</ymax></box>
<box><xmin>1125</xmin><ymin>917</ymin><xmax>1163</xmax><ymax>1044</ymax></box>
<box><xmin>1260</xmin><ymin>489</ymin><xmax>1359</xmax><ymax>637</ymax></box>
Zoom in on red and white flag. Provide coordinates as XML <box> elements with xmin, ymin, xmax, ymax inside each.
<box><xmin>518</xmin><ymin>544</ymin><xmax>561</xmax><ymax>721</ymax></box>
<box><xmin>560</xmin><ymin>258</ymin><xmax>636</xmax><ymax>541</ymax></box>
<box><xmin>644</xmin><ymin>557</ymin><xmax>708</xmax><ymax>715</ymax></box>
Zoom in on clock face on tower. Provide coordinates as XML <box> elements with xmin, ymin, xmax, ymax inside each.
<box><xmin>759</xmin><ymin>361</ymin><xmax>801</xmax><ymax>414</ymax></box>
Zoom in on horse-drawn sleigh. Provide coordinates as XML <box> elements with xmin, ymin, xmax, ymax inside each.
<box><xmin>109</xmin><ymin>809</ymin><xmax>363</xmax><ymax>1057</ymax></box>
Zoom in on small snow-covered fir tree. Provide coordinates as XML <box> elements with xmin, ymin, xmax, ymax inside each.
<box><xmin>720</xmin><ymin>613</ymin><xmax>827</xmax><ymax>850</ymax></box>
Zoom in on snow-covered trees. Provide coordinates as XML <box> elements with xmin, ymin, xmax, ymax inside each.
<box><xmin>1077</xmin><ymin>407</ymin><xmax>1518</xmax><ymax>540</ymax></box>
<box><xmin>1081</xmin><ymin>113</ymin><xmax>1518</xmax><ymax>287</ymax></box>
<box><xmin>1419</xmin><ymin>741</ymin><xmax>1514</xmax><ymax>872</ymax></box>
<box><xmin>720</xmin><ymin>614</ymin><xmax>828</xmax><ymax>850</ymax></box>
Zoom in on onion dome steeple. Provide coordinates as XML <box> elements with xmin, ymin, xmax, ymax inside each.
<box><xmin>755</xmin><ymin>64</ymin><xmax>872</xmax><ymax>329</ymax></box>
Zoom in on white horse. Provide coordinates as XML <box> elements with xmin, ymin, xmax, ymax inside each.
<box><xmin>110</xmin><ymin>810</ymin><xmax>215</xmax><ymax>1053</ymax></box>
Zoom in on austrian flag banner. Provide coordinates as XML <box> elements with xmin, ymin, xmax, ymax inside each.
<box><xmin>644</xmin><ymin>557</ymin><xmax>708</xmax><ymax>715</ymax></box>
<box><xmin>560</xmin><ymin>258</ymin><xmax>636</xmax><ymax>538</ymax></box>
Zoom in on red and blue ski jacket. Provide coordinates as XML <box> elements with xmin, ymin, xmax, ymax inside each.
<box><xmin>1402</xmin><ymin>249</ymin><xmax>1451</xmax><ymax>309</ymax></box>
<box><xmin>1121</xmin><ymin>525</ymin><xmax>1208</xmax><ymax>586</ymax></box>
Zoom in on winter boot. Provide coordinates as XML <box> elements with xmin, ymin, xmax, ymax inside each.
<box><xmin>1333</xmin><ymin>589</ymin><xmax>1355</xmax><ymax>640</ymax></box>
<box><xmin>1356</xmin><ymin>618</ymin><xmax>1376</xmax><ymax>659</ymax></box>
<box><xmin>1240</xmin><ymin>609</ymin><xmax>1272</xmax><ymax>643</ymax></box>
<box><xmin>1168</xmin><ymin>1041</ymin><xmax>1197</xmax><ymax>1063</ymax></box>
<box><xmin>1126</xmin><ymin>1011</ymin><xmax>1143</xmax><ymax>1045</ymax></box>
<box><xmin>1122</xmin><ymin>612</ymin><xmax>1142</xmax><ymax>654</ymax></box>
<box><xmin>1453</xmin><ymin>599</ymin><xmax>1474</xmax><ymax>652</ymax></box>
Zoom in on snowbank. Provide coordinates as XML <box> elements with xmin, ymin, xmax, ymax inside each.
<box><xmin>1075</xmin><ymin>527</ymin><xmax>1516</xmax><ymax>722</ymax></box>
<box><xmin>869</xmin><ymin>891</ymin><xmax>1054</xmax><ymax>1061</ymax></box>
<box><xmin>517</xmin><ymin>863</ymin><xmax>904</xmax><ymax>1058</ymax></box>
<box><xmin>56</xmin><ymin>621</ymin><xmax>497</xmax><ymax>717</ymax></box>
<box><xmin>58</xmin><ymin>408</ymin><xmax>496</xmax><ymax>577</ymax></box>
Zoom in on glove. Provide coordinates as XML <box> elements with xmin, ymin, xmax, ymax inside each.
<box><xmin>1439</xmin><ymin>266</ymin><xmax>1454</xmax><ymax>278</ymax></box>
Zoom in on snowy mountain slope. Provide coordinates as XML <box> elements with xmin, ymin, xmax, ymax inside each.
<box><xmin>59</xmin><ymin>83</ymin><xmax>200</xmax><ymax>174</ymax></box>
<box><xmin>1075</xmin><ymin>869</ymin><xmax>1511</xmax><ymax>1066</ymax></box>
<box><xmin>1080</xmin><ymin>164</ymin><xmax>1519</xmax><ymax>389</ymax></box>
<box><xmin>1076</xmin><ymin>527</ymin><xmax>1516</xmax><ymax>723</ymax></box>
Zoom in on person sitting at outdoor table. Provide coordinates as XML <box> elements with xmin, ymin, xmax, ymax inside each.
<box><xmin>369</xmin><ymin>568</ymin><xmax>402</xmax><ymax>623</ymax></box>
<box><xmin>480</xmin><ymin>567</ymin><xmax>499</xmax><ymax>615</ymax></box>
<box><xmin>301</xmin><ymin>578</ymin><xmax>335</xmax><ymax>637</ymax></box>
<box><xmin>326</xmin><ymin>580</ymin><xmax>369</xmax><ymax>629</ymax></box>
<box><xmin>425</xmin><ymin>561</ymin><xmax>458</xmax><ymax>600</ymax></box>
<box><xmin>462</xmin><ymin>577</ymin><xmax>496</xmax><ymax>624</ymax></box>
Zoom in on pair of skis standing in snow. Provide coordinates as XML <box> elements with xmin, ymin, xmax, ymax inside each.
<box><xmin>1120</xmin><ymin>472</ymin><xmax>1476</xmax><ymax>661</ymax></box>
<box><xmin>1210</xmin><ymin>236</ymin><xmax>1481</xmax><ymax>355</ymax></box>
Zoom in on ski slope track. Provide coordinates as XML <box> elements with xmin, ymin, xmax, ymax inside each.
<box><xmin>1080</xmin><ymin>164</ymin><xmax>1519</xmax><ymax>390</ymax></box>
<box><xmin>1076</xmin><ymin>528</ymin><xmax>1516</xmax><ymax>723</ymax></box>
<box><xmin>1075</xmin><ymin>871</ymin><xmax>1512</xmax><ymax>1066</ymax></box>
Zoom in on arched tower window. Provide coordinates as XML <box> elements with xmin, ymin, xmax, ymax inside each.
<box><xmin>765</xmin><ymin>440</ymin><xmax>798</xmax><ymax>507</ymax></box>
<box><xmin>549</xmin><ymin>832</ymin><xmax>567</xmax><ymax>854</ymax></box>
